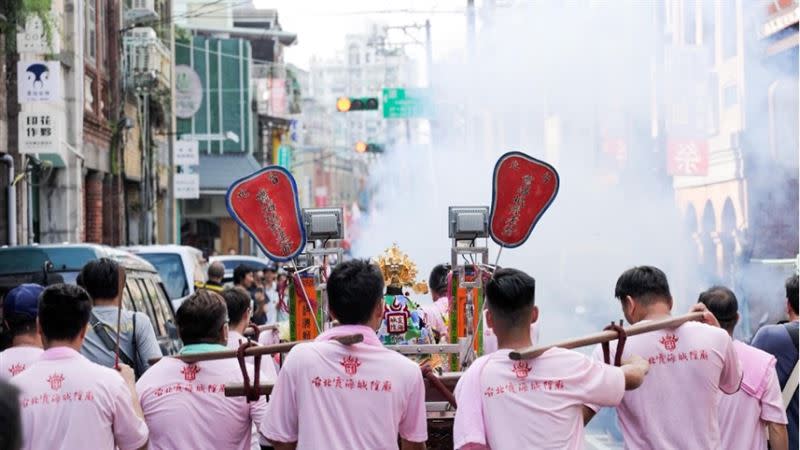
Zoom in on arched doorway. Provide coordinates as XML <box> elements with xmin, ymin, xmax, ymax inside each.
<box><xmin>720</xmin><ymin>199</ymin><xmax>737</xmax><ymax>286</ymax></box>
<box><xmin>701</xmin><ymin>201</ymin><xmax>718</xmax><ymax>282</ymax></box>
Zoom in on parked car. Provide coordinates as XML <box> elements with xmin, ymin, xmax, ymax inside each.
<box><xmin>0</xmin><ymin>244</ymin><xmax>181</xmax><ymax>356</ymax></box>
<box><xmin>124</xmin><ymin>245</ymin><xmax>207</xmax><ymax>311</ymax></box>
<box><xmin>209</xmin><ymin>255</ymin><xmax>275</xmax><ymax>284</ymax></box>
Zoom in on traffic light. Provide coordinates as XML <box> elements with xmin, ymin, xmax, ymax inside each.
<box><xmin>354</xmin><ymin>141</ymin><xmax>385</xmax><ymax>154</ymax></box>
<box><xmin>336</xmin><ymin>97</ymin><xmax>379</xmax><ymax>112</ymax></box>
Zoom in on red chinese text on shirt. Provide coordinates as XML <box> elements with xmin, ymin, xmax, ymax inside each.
<box><xmin>151</xmin><ymin>382</ymin><xmax>228</xmax><ymax>397</ymax></box>
<box><xmin>484</xmin><ymin>379</ymin><xmax>566</xmax><ymax>398</ymax></box>
<box><xmin>21</xmin><ymin>390</ymin><xmax>95</xmax><ymax>408</ymax></box>
<box><xmin>310</xmin><ymin>376</ymin><xmax>392</xmax><ymax>393</ymax></box>
<box><xmin>647</xmin><ymin>349</ymin><xmax>709</xmax><ymax>366</ymax></box>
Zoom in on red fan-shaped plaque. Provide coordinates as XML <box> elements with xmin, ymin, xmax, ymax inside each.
<box><xmin>226</xmin><ymin>166</ymin><xmax>306</xmax><ymax>262</ymax></box>
<box><xmin>489</xmin><ymin>152</ymin><xmax>560</xmax><ymax>248</ymax></box>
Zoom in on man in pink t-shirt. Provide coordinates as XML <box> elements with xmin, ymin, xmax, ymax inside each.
<box><xmin>137</xmin><ymin>290</ymin><xmax>269</xmax><ymax>450</ymax></box>
<box><xmin>0</xmin><ymin>284</ymin><xmax>44</xmax><ymax>380</ymax></box>
<box><xmin>698</xmin><ymin>286</ymin><xmax>788</xmax><ymax>450</ymax></box>
<box><xmin>453</xmin><ymin>268</ymin><xmax>649</xmax><ymax>450</ymax></box>
<box><xmin>11</xmin><ymin>284</ymin><xmax>148</xmax><ymax>450</ymax></box>
<box><xmin>585</xmin><ymin>266</ymin><xmax>743</xmax><ymax>450</ymax></box>
<box><xmin>261</xmin><ymin>259</ymin><xmax>427</xmax><ymax>450</ymax></box>
<box><xmin>419</xmin><ymin>263</ymin><xmax>451</xmax><ymax>341</ymax></box>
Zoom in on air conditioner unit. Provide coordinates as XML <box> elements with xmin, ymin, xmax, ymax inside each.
<box><xmin>125</xmin><ymin>0</ymin><xmax>158</xmax><ymax>25</ymax></box>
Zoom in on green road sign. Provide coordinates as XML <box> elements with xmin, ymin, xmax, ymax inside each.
<box><xmin>382</xmin><ymin>88</ymin><xmax>431</xmax><ymax>119</ymax></box>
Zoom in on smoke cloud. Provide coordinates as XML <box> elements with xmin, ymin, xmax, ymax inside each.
<box><xmin>352</xmin><ymin>2</ymin><xmax>797</xmax><ymax>346</ymax></box>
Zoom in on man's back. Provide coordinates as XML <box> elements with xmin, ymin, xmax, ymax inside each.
<box><xmin>0</xmin><ymin>346</ymin><xmax>43</xmax><ymax>380</ymax></box>
<box><xmin>591</xmin><ymin>321</ymin><xmax>741</xmax><ymax>450</ymax></box>
<box><xmin>752</xmin><ymin>321</ymin><xmax>799</xmax><ymax>450</ymax></box>
<box><xmin>261</xmin><ymin>327</ymin><xmax>427</xmax><ymax>450</ymax></box>
<box><xmin>457</xmin><ymin>347</ymin><xmax>624</xmax><ymax>450</ymax></box>
<box><xmin>136</xmin><ymin>357</ymin><xmax>267</xmax><ymax>450</ymax></box>
<box><xmin>718</xmin><ymin>340</ymin><xmax>786</xmax><ymax>450</ymax></box>
<box><xmin>11</xmin><ymin>347</ymin><xmax>148</xmax><ymax>450</ymax></box>
<box><xmin>81</xmin><ymin>306</ymin><xmax>162</xmax><ymax>373</ymax></box>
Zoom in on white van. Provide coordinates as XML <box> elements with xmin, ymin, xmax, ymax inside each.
<box><xmin>125</xmin><ymin>245</ymin><xmax>208</xmax><ymax>311</ymax></box>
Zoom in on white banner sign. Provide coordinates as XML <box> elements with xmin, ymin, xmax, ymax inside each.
<box><xmin>18</xmin><ymin>61</ymin><xmax>60</xmax><ymax>103</ymax></box>
<box><xmin>18</xmin><ymin>110</ymin><xmax>61</xmax><ymax>154</ymax></box>
<box><xmin>174</xmin><ymin>140</ymin><xmax>199</xmax><ymax>166</ymax></box>
<box><xmin>175</xmin><ymin>173</ymin><xmax>200</xmax><ymax>199</ymax></box>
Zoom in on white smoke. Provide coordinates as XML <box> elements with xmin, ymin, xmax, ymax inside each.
<box><xmin>352</xmin><ymin>2</ymin><xmax>797</xmax><ymax>345</ymax></box>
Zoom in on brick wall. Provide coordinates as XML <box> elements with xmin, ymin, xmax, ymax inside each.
<box><xmin>84</xmin><ymin>172</ymin><xmax>104</xmax><ymax>243</ymax></box>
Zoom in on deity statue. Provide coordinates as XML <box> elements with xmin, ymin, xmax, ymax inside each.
<box><xmin>374</xmin><ymin>244</ymin><xmax>432</xmax><ymax>346</ymax></box>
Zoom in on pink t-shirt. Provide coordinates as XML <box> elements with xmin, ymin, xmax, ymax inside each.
<box><xmin>260</xmin><ymin>324</ymin><xmax>428</xmax><ymax>449</ymax></box>
<box><xmin>718</xmin><ymin>340</ymin><xmax>787</xmax><ymax>450</ymax></box>
<box><xmin>0</xmin><ymin>346</ymin><xmax>43</xmax><ymax>380</ymax></box>
<box><xmin>454</xmin><ymin>347</ymin><xmax>625</xmax><ymax>449</ymax></box>
<box><xmin>420</xmin><ymin>297</ymin><xmax>449</xmax><ymax>339</ymax></box>
<box><xmin>136</xmin><ymin>354</ymin><xmax>270</xmax><ymax>450</ymax></box>
<box><xmin>588</xmin><ymin>320</ymin><xmax>742</xmax><ymax>450</ymax></box>
<box><xmin>10</xmin><ymin>346</ymin><xmax>148</xmax><ymax>450</ymax></box>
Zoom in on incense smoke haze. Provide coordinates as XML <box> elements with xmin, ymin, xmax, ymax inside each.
<box><xmin>352</xmin><ymin>3</ymin><xmax>797</xmax><ymax>344</ymax></box>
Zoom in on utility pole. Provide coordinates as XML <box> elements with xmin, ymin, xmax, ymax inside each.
<box><xmin>425</xmin><ymin>19</ymin><xmax>433</xmax><ymax>86</ymax></box>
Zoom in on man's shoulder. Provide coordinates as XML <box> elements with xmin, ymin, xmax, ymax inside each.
<box><xmin>753</xmin><ymin>324</ymin><xmax>790</xmax><ymax>343</ymax></box>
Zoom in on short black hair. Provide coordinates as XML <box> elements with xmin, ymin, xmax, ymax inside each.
<box><xmin>327</xmin><ymin>259</ymin><xmax>384</xmax><ymax>325</ymax></box>
<box><xmin>77</xmin><ymin>258</ymin><xmax>123</xmax><ymax>300</ymax></box>
<box><xmin>787</xmin><ymin>274</ymin><xmax>798</xmax><ymax>315</ymax></box>
<box><xmin>429</xmin><ymin>264</ymin><xmax>451</xmax><ymax>296</ymax></box>
<box><xmin>615</xmin><ymin>266</ymin><xmax>673</xmax><ymax>306</ymax></box>
<box><xmin>485</xmin><ymin>268</ymin><xmax>536</xmax><ymax>329</ymax></box>
<box><xmin>222</xmin><ymin>287</ymin><xmax>251</xmax><ymax>327</ymax></box>
<box><xmin>38</xmin><ymin>284</ymin><xmax>92</xmax><ymax>342</ymax></box>
<box><xmin>176</xmin><ymin>290</ymin><xmax>228</xmax><ymax>345</ymax></box>
<box><xmin>698</xmin><ymin>286</ymin><xmax>739</xmax><ymax>333</ymax></box>
<box><xmin>233</xmin><ymin>265</ymin><xmax>253</xmax><ymax>285</ymax></box>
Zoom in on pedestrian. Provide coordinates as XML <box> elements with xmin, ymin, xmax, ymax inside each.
<box><xmin>0</xmin><ymin>284</ymin><xmax>44</xmax><ymax>380</ymax></box>
<box><xmin>78</xmin><ymin>258</ymin><xmax>162</xmax><ymax>377</ymax></box>
<box><xmin>136</xmin><ymin>290</ymin><xmax>268</xmax><ymax>450</ymax></box>
<box><xmin>419</xmin><ymin>264</ymin><xmax>450</xmax><ymax>342</ymax></box>
<box><xmin>263</xmin><ymin>263</ymin><xmax>280</xmax><ymax>325</ymax></box>
<box><xmin>11</xmin><ymin>284</ymin><xmax>148</xmax><ymax>450</ymax></box>
<box><xmin>251</xmin><ymin>269</ymin><xmax>268</xmax><ymax>325</ymax></box>
<box><xmin>260</xmin><ymin>259</ymin><xmax>428</xmax><ymax>450</ymax></box>
<box><xmin>195</xmin><ymin>261</ymin><xmax>225</xmax><ymax>293</ymax></box>
<box><xmin>752</xmin><ymin>274</ymin><xmax>799</xmax><ymax>450</ymax></box>
<box><xmin>223</xmin><ymin>287</ymin><xmax>254</xmax><ymax>349</ymax></box>
<box><xmin>584</xmin><ymin>266</ymin><xmax>742</xmax><ymax>450</ymax></box>
<box><xmin>699</xmin><ymin>286</ymin><xmax>788</xmax><ymax>450</ymax></box>
<box><xmin>453</xmin><ymin>268</ymin><xmax>648</xmax><ymax>450</ymax></box>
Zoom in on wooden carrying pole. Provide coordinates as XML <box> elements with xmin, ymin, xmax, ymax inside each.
<box><xmin>148</xmin><ymin>334</ymin><xmax>364</xmax><ymax>365</ymax></box>
<box><xmin>509</xmin><ymin>312</ymin><xmax>705</xmax><ymax>360</ymax></box>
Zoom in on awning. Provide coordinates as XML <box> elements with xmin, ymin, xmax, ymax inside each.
<box><xmin>198</xmin><ymin>153</ymin><xmax>262</xmax><ymax>194</ymax></box>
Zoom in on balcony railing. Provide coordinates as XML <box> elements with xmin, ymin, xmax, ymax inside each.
<box><xmin>123</xmin><ymin>27</ymin><xmax>172</xmax><ymax>92</ymax></box>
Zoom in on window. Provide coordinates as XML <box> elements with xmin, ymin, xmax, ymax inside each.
<box><xmin>722</xmin><ymin>2</ymin><xmax>737</xmax><ymax>59</ymax></box>
<box><xmin>684</xmin><ymin>0</ymin><xmax>696</xmax><ymax>45</ymax></box>
<box><xmin>85</xmin><ymin>0</ymin><xmax>97</xmax><ymax>63</ymax></box>
<box><xmin>702</xmin><ymin>0</ymin><xmax>716</xmax><ymax>63</ymax></box>
<box><xmin>125</xmin><ymin>278</ymin><xmax>149</xmax><ymax>315</ymax></box>
<box><xmin>136</xmin><ymin>253</ymin><xmax>188</xmax><ymax>300</ymax></box>
<box><xmin>99</xmin><ymin>0</ymin><xmax>106</xmax><ymax>68</ymax></box>
<box><xmin>723</xmin><ymin>84</ymin><xmax>738</xmax><ymax>108</ymax></box>
<box><xmin>348</xmin><ymin>45</ymin><xmax>360</xmax><ymax>66</ymax></box>
<box><xmin>139</xmin><ymin>279</ymin><xmax>168</xmax><ymax>336</ymax></box>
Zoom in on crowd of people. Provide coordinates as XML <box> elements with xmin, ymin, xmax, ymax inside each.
<box><xmin>0</xmin><ymin>255</ymin><xmax>797</xmax><ymax>450</ymax></box>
